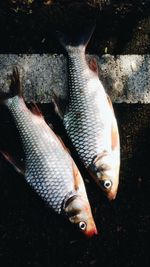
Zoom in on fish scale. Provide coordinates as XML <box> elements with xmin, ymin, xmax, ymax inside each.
<box><xmin>1</xmin><ymin>67</ymin><xmax>98</xmax><ymax>235</ymax></box>
<box><xmin>6</xmin><ymin>96</ymin><xmax>75</xmax><ymax>214</ymax></box>
<box><xmin>64</xmin><ymin>55</ymin><xmax>105</xmax><ymax>167</ymax></box>
<box><xmin>58</xmin><ymin>29</ymin><xmax>120</xmax><ymax>199</ymax></box>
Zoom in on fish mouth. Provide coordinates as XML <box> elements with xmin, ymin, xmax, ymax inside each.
<box><xmin>107</xmin><ymin>189</ymin><xmax>118</xmax><ymax>201</ymax></box>
<box><xmin>64</xmin><ymin>194</ymin><xmax>98</xmax><ymax>237</ymax></box>
<box><xmin>83</xmin><ymin>213</ymin><xmax>98</xmax><ymax>238</ymax></box>
<box><xmin>85</xmin><ymin>226</ymin><xmax>98</xmax><ymax>237</ymax></box>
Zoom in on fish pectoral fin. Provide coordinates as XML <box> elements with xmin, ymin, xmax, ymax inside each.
<box><xmin>110</xmin><ymin>109</ymin><xmax>120</xmax><ymax>152</ymax></box>
<box><xmin>111</xmin><ymin>117</ymin><xmax>120</xmax><ymax>151</ymax></box>
<box><xmin>72</xmin><ymin>160</ymin><xmax>87</xmax><ymax>197</ymax></box>
<box><xmin>0</xmin><ymin>150</ymin><xmax>25</xmax><ymax>175</ymax></box>
<box><xmin>92</xmin><ymin>151</ymin><xmax>109</xmax><ymax>164</ymax></box>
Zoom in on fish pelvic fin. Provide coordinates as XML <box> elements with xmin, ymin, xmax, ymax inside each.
<box><xmin>56</xmin><ymin>22</ymin><xmax>95</xmax><ymax>54</ymax></box>
<box><xmin>88</xmin><ymin>58</ymin><xmax>99</xmax><ymax>75</ymax></box>
<box><xmin>0</xmin><ymin>67</ymin><xmax>22</xmax><ymax>104</ymax></box>
<box><xmin>29</xmin><ymin>103</ymin><xmax>43</xmax><ymax>118</ymax></box>
<box><xmin>51</xmin><ymin>92</ymin><xmax>66</xmax><ymax>119</ymax></box>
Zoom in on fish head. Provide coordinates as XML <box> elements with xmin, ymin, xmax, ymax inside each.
<box><xmin>64</xmin><ymin>195</ymin><xmax>98</xmax><ymax>237</ymax></box>
<box><xmin>90</xmin><ymin>151</ymin><xmax>120</xmax><ymax>200</ymax></box>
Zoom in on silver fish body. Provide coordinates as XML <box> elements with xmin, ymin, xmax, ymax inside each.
<box><xmin>1</xmin><ymin>69</ymin><xmax>97</xmax><ymax>236</ymax></box>
<box><xmin>59</xmin><ymin>41</ymin><xmax>120</xmax><ymax>200</ymax></box>
<box><xmin>6</xmin><ymin>96</ymin><xmax>76</xmax><ymax>213</ymax></box>
<box><xmin>64</xmin><ymin>53</ymin><xmax>110</xmax><ymax>167</ymax></box>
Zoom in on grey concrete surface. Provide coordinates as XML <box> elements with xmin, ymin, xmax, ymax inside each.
<box><xmin>0</xmin><ymin>54</ymin><xmax>150</xmax><ymax>103</ymax></box>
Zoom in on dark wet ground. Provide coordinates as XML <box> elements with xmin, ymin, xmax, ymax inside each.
<box><xmin>0</xmin><ymin>104</ymin><xmax>150</xmax><ymax>267</ymax></box>
<box><xmin>0</xmin><ymin>0</ymin><xmax>149</xmax><ymax>54</ymax></box>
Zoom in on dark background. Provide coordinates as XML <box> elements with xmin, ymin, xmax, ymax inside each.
<box><xmin>0</xmin><ymin>0</ymin><xmax>150</xmax><ymax>54</ymax></box>
<box><xmin>0</xmin><ymin>1</ymin><xmax>150</xmax><ymax>267</ymax></box>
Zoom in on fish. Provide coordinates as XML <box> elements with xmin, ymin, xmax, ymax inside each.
<box><xmin>0</xmin><ymin>68</ymin><xmax>97</xmax><ymax>237</ymax></box>
<box><xmin>55</xmin><ymin>27</ymin><xmax>120</xmax><ymax>200</ymax></box>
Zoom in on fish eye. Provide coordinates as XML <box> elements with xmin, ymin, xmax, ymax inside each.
<box><xmin>103</xmin><ymin>180</ymin><xmax>112</xmax><ymax>189</ymax></box>
<box><xmin>79</xmin><ymin>221</ymin><xmax>87</xmax><ymax>231</ymax></box>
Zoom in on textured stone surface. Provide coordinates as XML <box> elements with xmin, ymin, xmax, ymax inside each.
<box><xmin>0</xmin><ymin>54</ymin><xmax>150</xmax><ymax>103</ymax></box>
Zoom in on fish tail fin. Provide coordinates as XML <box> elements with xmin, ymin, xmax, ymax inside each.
<box><xmin>0</xmin><ymin>67</ymin><xmax>22</xmax><ymax>104</ymax></box>
<box><xmin>56</xmin><ymin>22</ymin><xmax>95</xmax><ymax>54</ymax></box>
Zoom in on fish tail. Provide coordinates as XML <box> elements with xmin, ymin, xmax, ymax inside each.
<box><xmin>57</xmin><ymin>22</ymin><xmax>95</xmax><ymax>54</ymax></box>
<box><xmin>0</xmin><ymin>67</ymin><xmax>22</xmax><ymax>104</ymax></box>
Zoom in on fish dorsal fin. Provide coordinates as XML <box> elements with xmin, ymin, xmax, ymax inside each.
<box><xmin>10</xmin><ymin>67</ymin><xmax>22</xmax><ymax>97</ymax></box>
<box><xmin>29</xmin><ymin>103</ymin><xmax>43</xmax><ymax>117</ymax></box>
<box><xmin>0</xmin><ymin>150</ymin><xmax>25</xmax><ymax>175</ymax></box>
<box><xmin>88</xmin><ymin>58</ymin><xmax>99</xmax><ymax>75</ymax></box>
<box><xmin>0</xmin><ymin>67</ymin><xmax>22</xmax><ymax>103</ymax></box>
<box><xmin>107</xmin><ymin>95</ymin><xmax>120</xmax><ymax>151</ymax></box>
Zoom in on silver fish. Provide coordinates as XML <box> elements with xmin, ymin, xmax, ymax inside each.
<box><xmin>0</xmin><ymin>68</ymin><xmax>97</xmax><ymax>237</ymax></box>
<box><xmin>56</xmin><ymin>29</ymin><xmax>120</xmax><ymax>200</ymax></box>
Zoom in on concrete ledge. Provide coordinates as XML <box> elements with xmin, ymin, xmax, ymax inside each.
<box><xmin>0</xmin><ymin>54</ymin><xmax>150</xmax><ymax>103</ymax></box>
